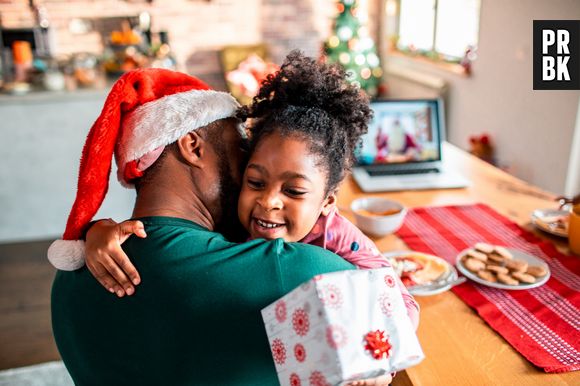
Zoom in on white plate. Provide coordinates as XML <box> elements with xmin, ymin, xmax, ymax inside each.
<box><xmin>455</xmin><ymin>248</ymin><xmax>550</xmax><ymax>290</ymax></box>
<box><xmin>383</xmin><ymin>250</ymin><xmax>458</xmax><ymax>296</ymax></box>
<box><xmin>531</xmin><ymin>209</ymin><xmax>569</xmax><ymax>238</ymax></box>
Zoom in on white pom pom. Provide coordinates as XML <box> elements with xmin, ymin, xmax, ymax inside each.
<box><xmin>47</xmin><ymin>239</ymin><xmax>86</xmax><ymax>271</ymax></box>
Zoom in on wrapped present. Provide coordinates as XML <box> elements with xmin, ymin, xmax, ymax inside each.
<box><xmin>261</xmin><ymin>268</ymin><xmax>424</xmax><ymax>386</ymax></box>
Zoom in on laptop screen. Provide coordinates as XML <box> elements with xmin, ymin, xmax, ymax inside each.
<box><xmin>356</xmin><ymin>99</ymin><xmax>443</xmax><ymax>166</ymax></box>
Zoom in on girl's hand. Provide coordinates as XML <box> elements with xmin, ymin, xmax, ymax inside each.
<box><xmin>347</xmin><ymin>373</ymin><xmax>393</xmax><ymax>386</ymax></box>
<box><xmin>85</xmin><ymin>219</ymin><xmax>146</xmax><ymax>297</ymax></box>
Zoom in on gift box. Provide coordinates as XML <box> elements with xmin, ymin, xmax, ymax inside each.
<box><xmin>261</xmin><ymin>268</ymin><xmax>424</xmax><ymax>386</ymax></box>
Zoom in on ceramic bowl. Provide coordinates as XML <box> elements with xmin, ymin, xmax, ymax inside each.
<box><xmin>350</xmin><ymin>197</ymin><xmax>407</xmax><ymax>237</ymax></box>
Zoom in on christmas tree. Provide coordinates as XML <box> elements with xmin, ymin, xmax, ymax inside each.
<box><xmin>324</xmin><ymin>0</ymin><xmax>382</xmax><ymax>97</ymax></box>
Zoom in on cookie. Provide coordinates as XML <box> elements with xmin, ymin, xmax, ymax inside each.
<box><xmin>477</xmin><ymin>269</ymin><xmax>497</xmax><ymax>282</ymax></box>
<box><xmin>475</xmin><ymin>242</ymin><xmax>495</xmax><ymax>254</ymax></box>
<box><xmin>506</xmin><ymin>259</ymin><xmax>528</xmax><ymax>272</ymax></box>
<box><xmin>493</xmin><ymin>246</ymin><xmax>513</xmax><ymax>260</ymax></box>
<box><xmin>485</xmin><ymin>258</ymin><xmax>504</xmax><ymax>267</ymax></box>
<box><xmin>464</xmin><ymin>257</ymin><xmax>486</xmax><ymax>272</ymax></box>
<box><xmin>467</xmin><ymin>249</ymin><xmax>488</xmax><ymax>262</ymax></box>
<box><xmin>487</xmin><ymin>265</ymin><xmax>509</xmax><ymax>275</ymax></box>
<box><xmin>511</xmin><ymin>271</ymin><xmax>536</xmax><ymax>284</ymax></box>
<box><xmin>526</xmin><ymin>265</ymin><xmax>548</xmax><ymax>277</ymax></box>
<box><xmin>497</xmin><ymin>273</ymin><xmax>519</xmax><ymax>286</ymax></box>
<box><xmin>487</xmin><ymin>253</ymin><xmax>505</xmax><ymax>264</ymax></box>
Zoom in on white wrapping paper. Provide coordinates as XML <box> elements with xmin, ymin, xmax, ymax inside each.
<box><xmin>261</xmin><ymin>268</ymin><xmax>424</xmax><ymax>386</ymax></box>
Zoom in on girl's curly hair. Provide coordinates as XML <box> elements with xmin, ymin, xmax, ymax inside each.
<box><xmin>237</xmin><ymin>50</ymin><xmax>373</xmax><ymax>195</ymax></box>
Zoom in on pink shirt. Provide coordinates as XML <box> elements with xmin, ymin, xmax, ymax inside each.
<box><xmin>301</xmin><ymin>206</ymin><xmax>420</xmax><ymax>330</ymax></box>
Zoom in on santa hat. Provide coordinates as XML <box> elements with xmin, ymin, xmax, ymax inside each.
<box><xmin>48</xmin><ymin>68</ymin><xmax>242</xmax><ymax>270</ymax></box>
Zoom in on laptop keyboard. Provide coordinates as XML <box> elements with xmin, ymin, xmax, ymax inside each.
<box><xmin>367</xmin><ymin>167</ymin><xmax>440</xmax><ymax>176</ymax></box>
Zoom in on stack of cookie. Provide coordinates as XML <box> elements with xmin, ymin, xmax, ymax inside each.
<box><xmin>460</xmin><ymin>243</ymin><xmax>548</xmax><ymax>285</ymax></box>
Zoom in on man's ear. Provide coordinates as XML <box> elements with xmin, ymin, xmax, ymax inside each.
<box><xmin>176</xmin><ymin>131</ymin><xmax>205</xmax><ymax>167</ymax></box>
<box><xmin>321</xmin><ymin>191</ymin><xmax>337</xmax><ymax>216</ymax></box>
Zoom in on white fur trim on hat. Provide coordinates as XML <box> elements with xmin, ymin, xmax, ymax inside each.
<box><xmin>115</xmin><ymin>89</ymin><xmax>241</xmax><ymax>187</ymax></box>
<box><xmin>47</xmin><ymin>239</ymin><xmax>86</xmax><ymax>271</ymax></box>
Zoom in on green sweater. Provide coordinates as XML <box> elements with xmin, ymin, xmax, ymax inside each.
<box><xmin>52</xmin><ymin>217</ymin><xmax>354</xmax><ymax>386</ymax></box>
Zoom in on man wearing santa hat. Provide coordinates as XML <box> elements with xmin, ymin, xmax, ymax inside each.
<box><xmin>49</xmin><ymin>68</ymin><xmax>353</xmax><ymax>385</ymax></box>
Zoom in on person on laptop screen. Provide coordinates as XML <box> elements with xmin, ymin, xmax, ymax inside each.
<box><xmin>358</xmin><ymin>101</ymin><xmax>439</xmax><ymax>166</ymax></box>
<box><xmin>352</xmin><ymin>98</ymin><xmax>468</xmax><ymax>192</ymax></box>
<box><xmin>375</xmin><ymin>115</ymin><xmax>420</xmax><ymax>163</ymax></box>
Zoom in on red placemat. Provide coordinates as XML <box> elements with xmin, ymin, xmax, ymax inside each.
<box><xmin>396</xmin><ymin>203</ymin><xmax>580</xmax><ymax>373</ymax></box>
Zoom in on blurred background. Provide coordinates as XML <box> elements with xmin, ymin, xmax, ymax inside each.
<box><xmin>0</xmin><ymin>0</ymin><xmax>579</xmax><ymax>377</ymax></box>
<box><xmin>1</xmin><ymin>0</ymin><xmax>579</xmax><ymax>243</ymax></box>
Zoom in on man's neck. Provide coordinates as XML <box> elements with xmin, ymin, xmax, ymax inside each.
<box><xmin>132</xmin><ymin>186</ymin><xmax>215</xmax><ymax>231</ymax></box>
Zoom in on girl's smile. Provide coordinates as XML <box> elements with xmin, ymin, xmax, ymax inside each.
<box><xmin>238</xmin><ymin>131</ymin><xmax>336</xmax><ymax>242</ymax></box>
<box><xmin>251</xmin><ymin>217</ymin><xmax>286</xmax><ymax>238</ymax></box>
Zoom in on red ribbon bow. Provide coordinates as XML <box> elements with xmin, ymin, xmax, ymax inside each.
<box><xmin>364</xmin><ymin>330</ymin><xmax>392</xmax><ymax>360</ymax></box>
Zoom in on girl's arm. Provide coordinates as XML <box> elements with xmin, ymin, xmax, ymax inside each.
<box><xmin>85</xmin><ymin>219</ymin><xmax>146</xmax><ymax>297</ymax></box>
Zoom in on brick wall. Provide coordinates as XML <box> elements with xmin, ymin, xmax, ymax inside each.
<box><xmin>1</xmin><ymin>0</ymin><xmax>380</xmax><ymax>90</ymax></box>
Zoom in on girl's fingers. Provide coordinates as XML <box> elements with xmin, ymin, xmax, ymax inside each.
<box><xmin>102</xmin><ymin>257</ymin><xmax>134</xmax><ymax>296</ymax></box>
<box><xmin>109</xmin><ymin>246</ymin><xmax>141</xmax><ymax>286</ymax></box>
<box><xmin>134</xmin><ymin>222</ymin><xmax>147</xmax><ymax>238</ymax></box>
<box><xmin>118</xmin><ymin>220</ymin><xmax>147</xmax><ymax>242</ymax></box>
<box><xmin>346</xmin><ymin>374</ymin><xmax>392</xmax><ymax>386</ymax></box>
<box><xmin>87</xmin><ymin>261</ymin><xmax>124</xmax><ymax>296</ymax></box>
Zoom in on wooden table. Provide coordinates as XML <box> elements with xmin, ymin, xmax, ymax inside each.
<box><xmin>337</xmin><ymin>143</ymin><xmax>578</xmax><ymax>385</ymax></box>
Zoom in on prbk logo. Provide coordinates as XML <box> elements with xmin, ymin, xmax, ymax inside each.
<box><xmin>533</xmin><ymin>20</ymin><xmax>579</xmax><ymax>90</ymax></box>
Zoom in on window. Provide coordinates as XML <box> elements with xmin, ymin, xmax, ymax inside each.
<box><xmin>394</xmin><ymin>0</ymin><xmax>481</xmax><ymax>63</ymax></box>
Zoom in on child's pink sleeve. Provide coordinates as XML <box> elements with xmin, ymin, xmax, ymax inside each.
<box><xmin>301</xmin><ymin>207</ymin><xmax>420</xmax><ymax>329</ymax></box>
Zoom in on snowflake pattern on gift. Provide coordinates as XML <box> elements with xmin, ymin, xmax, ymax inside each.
<box><xmin>275</xmin><ymin>300</ymin><xmax>287</xmax><ymax>323</ymax></box>
<box><xmin>378</xmin><ymin>292</ymin><xmax>394</xmax><ymax>317</ymax></box>
<box><xmin>292</xmin><ymin>308</ymin><xmax>310</xmax><ymax>336</ymax></box>
<box><xmin>294</xmin><ymin>343</ymin><xmax>307</xmax><ymax>362</ymax></box>
<box><xmin>384</xmin><ymin>274</ymin><xmax>396</xmax><ymax>288</ymax></box>
<box><xmin>319</xmin><ymin>284</ymin><xmax>343</xmax><ymax>309</ymax></box>
<box><xmin>271</xmin><ymin>338</ymin><xmax>287</xmax><ymax>365</ymax></box>
<box><xmin>290</xmin><ymin>373</ymin><xmax>302</xmax><ymax>386</ymax></box>
<box><xmin>309</xmin><ymin>371</ymin><xmax>330</xmax><ymax>386</ymax></box>
<box><xmin>326</xmin><ymin>324</ymin><xmax>348</xmax><ymax>349</ymax></box>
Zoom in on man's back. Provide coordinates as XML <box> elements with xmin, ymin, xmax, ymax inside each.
<box><xmin>52</xmin><ymin>216</ymin><xmax>353</xmax><ymax>386</ymax></box>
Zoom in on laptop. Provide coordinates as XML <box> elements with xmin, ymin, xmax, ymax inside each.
<box><xmin>352</xmin><ymin>98</ymin><xmax>469</xmax><ymax>192</ymax></box>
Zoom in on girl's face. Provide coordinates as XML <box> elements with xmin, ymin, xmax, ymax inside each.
<box><xmin>237</xmin><ymin>131</ymin><xmax>336</xmax><ymax>242</ymax></box>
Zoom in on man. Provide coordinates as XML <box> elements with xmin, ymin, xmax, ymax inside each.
<box><xmin>49</xmin><ymin>69</ymin><xmax>356</xmax><ymax>385</ymax></box>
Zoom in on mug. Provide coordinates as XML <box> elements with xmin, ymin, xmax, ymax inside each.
<box><xmin>569</xmin><ymin>205</ymin><xmax>580</xmax><ymax>255</ymax></box>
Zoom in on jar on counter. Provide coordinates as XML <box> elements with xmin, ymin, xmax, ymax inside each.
<box><xmin>42</xmin><ymin>58</ymin><xmax>66</xmax><ymax>91</ymax></box>
<box><xmin>71</xmin><ymin>53</ymin><xmax>104</xmax><ymax>88</ymax></box>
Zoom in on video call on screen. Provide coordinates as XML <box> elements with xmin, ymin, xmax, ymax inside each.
<box><xmin>357</xmin><ymin>100</ymin><xmax>441</xmax><ymax>165</ymax></box>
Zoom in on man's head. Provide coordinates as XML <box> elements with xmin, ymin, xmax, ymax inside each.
<box><xmin>48</xmin><ymin>69</ymin><xmax>245</xmax><ymax>270</ymax></box>
<box><xmin>135</xmin><ymin>117</ymin><xmax>248</xmax><ymax>239</ymax></box>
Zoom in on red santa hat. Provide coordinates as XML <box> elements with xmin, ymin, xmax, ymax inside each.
<box><xmin>48</xmin><ymin>68</ymin><xmax>242</xmax><ymax>270</ymax></box>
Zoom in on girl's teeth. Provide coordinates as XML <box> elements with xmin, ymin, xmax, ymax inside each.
<box><xmin>257</xmin><ymin>219</ymin><xmax>281</xmax><ymax>228</ymax></box>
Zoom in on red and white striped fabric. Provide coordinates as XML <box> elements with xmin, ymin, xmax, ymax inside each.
<box><xmin>396</xmin><ymin>203</ymin><xmax>580</xmax><ymax>373</ymax></box>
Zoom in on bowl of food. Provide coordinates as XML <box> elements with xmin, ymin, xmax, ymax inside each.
<box><xmin>350</xmin><ymin>197</ymin><xmax>407</xmax><ymax>236</ymax></box>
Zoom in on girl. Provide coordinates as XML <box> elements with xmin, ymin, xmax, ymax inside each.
<box><xmin>82</xmin><ymin>51</ymin><xmax>419</xmax><ymax>328</ymax></box>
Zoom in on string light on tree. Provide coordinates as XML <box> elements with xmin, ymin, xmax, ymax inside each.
<box><xmin>324</xmin><ymin>0</ymin><xmax>381</xmax><ymax>97</ymax></box>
